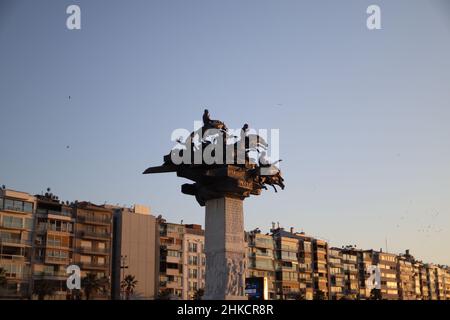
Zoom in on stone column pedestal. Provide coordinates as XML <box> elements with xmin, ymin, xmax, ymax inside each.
<box><xmin>204</xmin><ymin>197</ymin><xmax>247</xmax><ymax>300</ymax></box>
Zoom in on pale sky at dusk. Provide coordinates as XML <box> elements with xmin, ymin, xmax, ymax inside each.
<box><xmin>0</xmin><ymin>0</ymin><xmax>449</xmax><ymax>265</ymax></box>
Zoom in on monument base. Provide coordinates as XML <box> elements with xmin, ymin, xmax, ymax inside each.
<box><xmin>204</xmin><ymin>197</ymin><xmax>248</xmax><ymax>300</ymax></box>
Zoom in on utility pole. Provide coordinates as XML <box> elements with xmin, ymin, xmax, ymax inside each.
<box><xmin>120</xmin><ymin>255</ymin><xmax>128</xmax><ymax>300</ymax></box>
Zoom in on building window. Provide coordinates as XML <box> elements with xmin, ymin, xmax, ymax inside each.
<box><xmin>281</xmin><ymin>251</ymin><xmax>297</xmax><ymax>261</ymax></box>
<box><xmin>23</xmin><ymin>202</ymin><xmax>33</xmax><ymax>213</ymax></box>
<box><xmin>0</xmin><ymin>263</ymin><xmax>24</xmax><ymax>278</ymax></box>
<box><xmin>43</xmin><ymin>265</ymin><xmax>54</xmax><ymax>275</ymax></box>
<box><xmin>80</xmin><ymin>255</ymin><xmax>91</xmax><ymax>263</ymax></box>
<box><xmin>189</xmin><ymin>269</ymin><xmax>198</xmax><ymax>279</ymax></box>
<box><xmin>167</xmin><ymin>250</ymin><xmax>181</xmax><ymax>258</ymax></box>
<box><xmin>188</xmin><ymin>255</ymin><xmax>198</xmax><ymax>266</ymax></box>
<box><xmin>4</xmin><ymin>199</ymin><xmax>14</xmax><ymax>211</ymax></box>
<box><xmin>167</xmin><ymin>263</ymin><xmax>179</xmax><ymax>270</ymax></box>
<box><xmin>24</xmin><ymin>218</ymin><xmax>33</xmax><ymax>230</ymax></box>
<box><xmin>47</xmin><ymin>250</ymin><xmax>68</xmax><ymax>259</ymax></box>
<box><xmin>188</xmin><ymin>243</ymin><xmax>198</xmax><ymax>253</ymax></box>
<box><xmin>189</xmin><ymin>281</ymin><xmax>198</xmax><ymax>291</ymax></box>
<box><xmin>2</xmin><ymin>199</ymin><xmax>33</xmax><ymax>213</ymax></box>
<box><xmin>81</xmin><ymin>240</ymin><xmax>92</xmax><ymax>248</ymax></box>
<box><xmin>2</xmin><ymin>216</ymin><xmax>23</xmax><ymax>228</ymax></box>
<box><xmin>47</xmin><ymin>235</ymin><xmax>62</xmax><ymax>247</ymax></box>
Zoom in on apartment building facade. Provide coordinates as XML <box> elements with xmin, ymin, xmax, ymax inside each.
<box><xmin>182</xmin><ymin>224</ymin><xmax>205</xmax><ymax>300</ymax></box>
<box><xmin>328</xmin><ymin>248</ymin><xmax>344</xmax><ymax>300</ymax></box>
<box><xmin>255</xmin><ymin>227</ymin><xmax>328</xmax><ymax>300</ymax></box>
<box><xmin>397</xmin><ymin>254</ymin><xmax>416</xmax><ymax>300</ymax></box>
<box><xmin>1</xmin><ymin>186</ymin><xmax>449</xmax><ymax>301</ymax></box>
<box><xmin>377</xmin><ymin>251</ymin><xmax>399</xmax><ymax>299</ymax></box>
<box><xmin>313</xmin><ymin>238</ymin><xmax>329</xmax><ymax>299</ymax></box>
<box><xmin>158</xmin><ymin>220</ymin><xmax>184</xmax><ymax>298</ymax></box>
<box><xmin>246</xmin><ymin>231</ymin><xmax>276</xmax><ymax>299</ymax></box>
<box><xmin>157</xmin><ymin>220</ymin><xmax>207</xmax><ymax>300</ymax></box>
<box><xmin>0</xmin><ymin>189</ymin><xmax>35</xmax><ymax>298</ymax></box>
<box><xmin>274</xmin><ymin>233</ymin><xmax>300</xmax><ymax>299</ymax></box>
<box><xmin>341</xmin><ymin>247</ymin><xmax>360</xmax><ymax>298</ymax></box>
<box><xmin>32</xmin><ymin>192</ymin><xmax>74</xmax><ymax>299</ymax></box>
<box><xmin>72</xmin><ymin>202</ymin><xmax>113</xmax><ymax>299</ymax></box>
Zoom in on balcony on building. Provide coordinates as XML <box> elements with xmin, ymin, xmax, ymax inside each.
<box><xmin>78</xmin><ymin>230</ymin><xmax>111</xmax><ymax>240</ymax></box>
<box><xmin>78</xmin><ymin>246</ymin><xmax>110</xmax><ymax>255</ymax></box>
<box><xmin>77</xmin><ymin>214</ymin><xmax>111</xmax><ymax>226</ymax></box>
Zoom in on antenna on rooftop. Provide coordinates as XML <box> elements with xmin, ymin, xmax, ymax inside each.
<box><xmin>385</xmin><ymin>237</ymin><xmax>388</xmax><ymax>253</ymax></box>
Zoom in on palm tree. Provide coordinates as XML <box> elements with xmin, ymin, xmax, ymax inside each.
<box><xmin>193</xmin><ymin>288</ymin><xmax>204</xmax><ymax>300</ymax></box>
<box><xmin>33</xmin><ymin>280</ymin><xmax>55</xmax><ymax>300</ymax></box>
<box><xmin>98</xmin><ymin>276</ymin><xmax>111</xmax><ymax>297</ymax></box>
<box><xmin>0</xmin><ymin>267</ymin><xmax>7</xmax><ymax>288</ymax></box>
<box><xmin>121</xmin><ymin>275</ymin><xmax>138</xmax><ymax>300</ymax></box>
<box><xmin>313</xmin><ymin>290</ymin><xmax>326</xmax><ymax>300</ymax></box>
<box><xmin>82</xmin><ymin>273</ymin><xmax>102</xmax><ymax>300</ymax></box>
<box><xmin>157</xmin><ymin>288</ymin><xmax>173</xmax><ymax>300</ymax></box>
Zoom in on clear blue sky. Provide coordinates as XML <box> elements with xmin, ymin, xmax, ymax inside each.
<box><xmin>1</xmin><ymin>0</ymin><xmax>449</xmax><ymax>265</ymax></box>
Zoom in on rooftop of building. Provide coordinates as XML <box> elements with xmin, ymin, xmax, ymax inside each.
<box><xmin>0</xmin><ymin>187</ymin><xmax>35</xmax><ymax>200</ymax></box>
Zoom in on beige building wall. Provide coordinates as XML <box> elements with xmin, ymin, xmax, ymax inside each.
<box><xmin>113</xmin><ymin>205</ymin><xmax>157</xmax><ymax>299</ymax></box>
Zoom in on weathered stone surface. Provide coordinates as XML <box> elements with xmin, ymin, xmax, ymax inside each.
<box><xmin>204</xmin><ymin>197</ymin><xmax>247</xmax><ymax>300</ymax></box>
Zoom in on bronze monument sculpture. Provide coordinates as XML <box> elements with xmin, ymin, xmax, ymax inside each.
<box><xmin>143</xmin><ymin>110</ymin><xmax>284</xmax><ymax>299</ymax></box>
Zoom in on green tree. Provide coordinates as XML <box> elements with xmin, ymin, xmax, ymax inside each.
<box><xmin>99</xmin><ymin>276</ymin><xmax>111</xmax><ymax>297</ymax></box>
<box><xmin>82</xmin><ymin>273</ymin><xmax>103</xmax><ymax>300</ymax></box>
<box><xmin>193</xmin><ymin>288</ymin><xmax>204</xmax><ymax>300</ymax></box>
<box><xmin>33</xmin><ymin>280</ymin><xmax>55</xmax><ymax>300</ymax></box>
<box><xmin>121</xmin><ymin>275</ymin><xmax>138</xmax><ymax>300</ymax></box>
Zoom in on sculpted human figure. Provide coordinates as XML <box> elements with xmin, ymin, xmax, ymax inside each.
<box><xmin>203</xmin><ymin>109</ymin><xmax>212</xmax><ymax>126</ymax></box>
<box><xmin>238</xmin><ymin>259</ymin><xmax>246</xmax><ymax>296</ymax></box>
<box><xmin>240</xmin><ymin>123</ymin><xmax>249</xmax><ymax>141</ymax></box>
<box><xmin>226</xmin><ymin>258</ymin><xmax>234</xmax><ymax>295</ymax></box>
<box><xmin>202</xmin><ymin>109</ymin><xmax>228</xmax><ymax>132</ymax></box>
